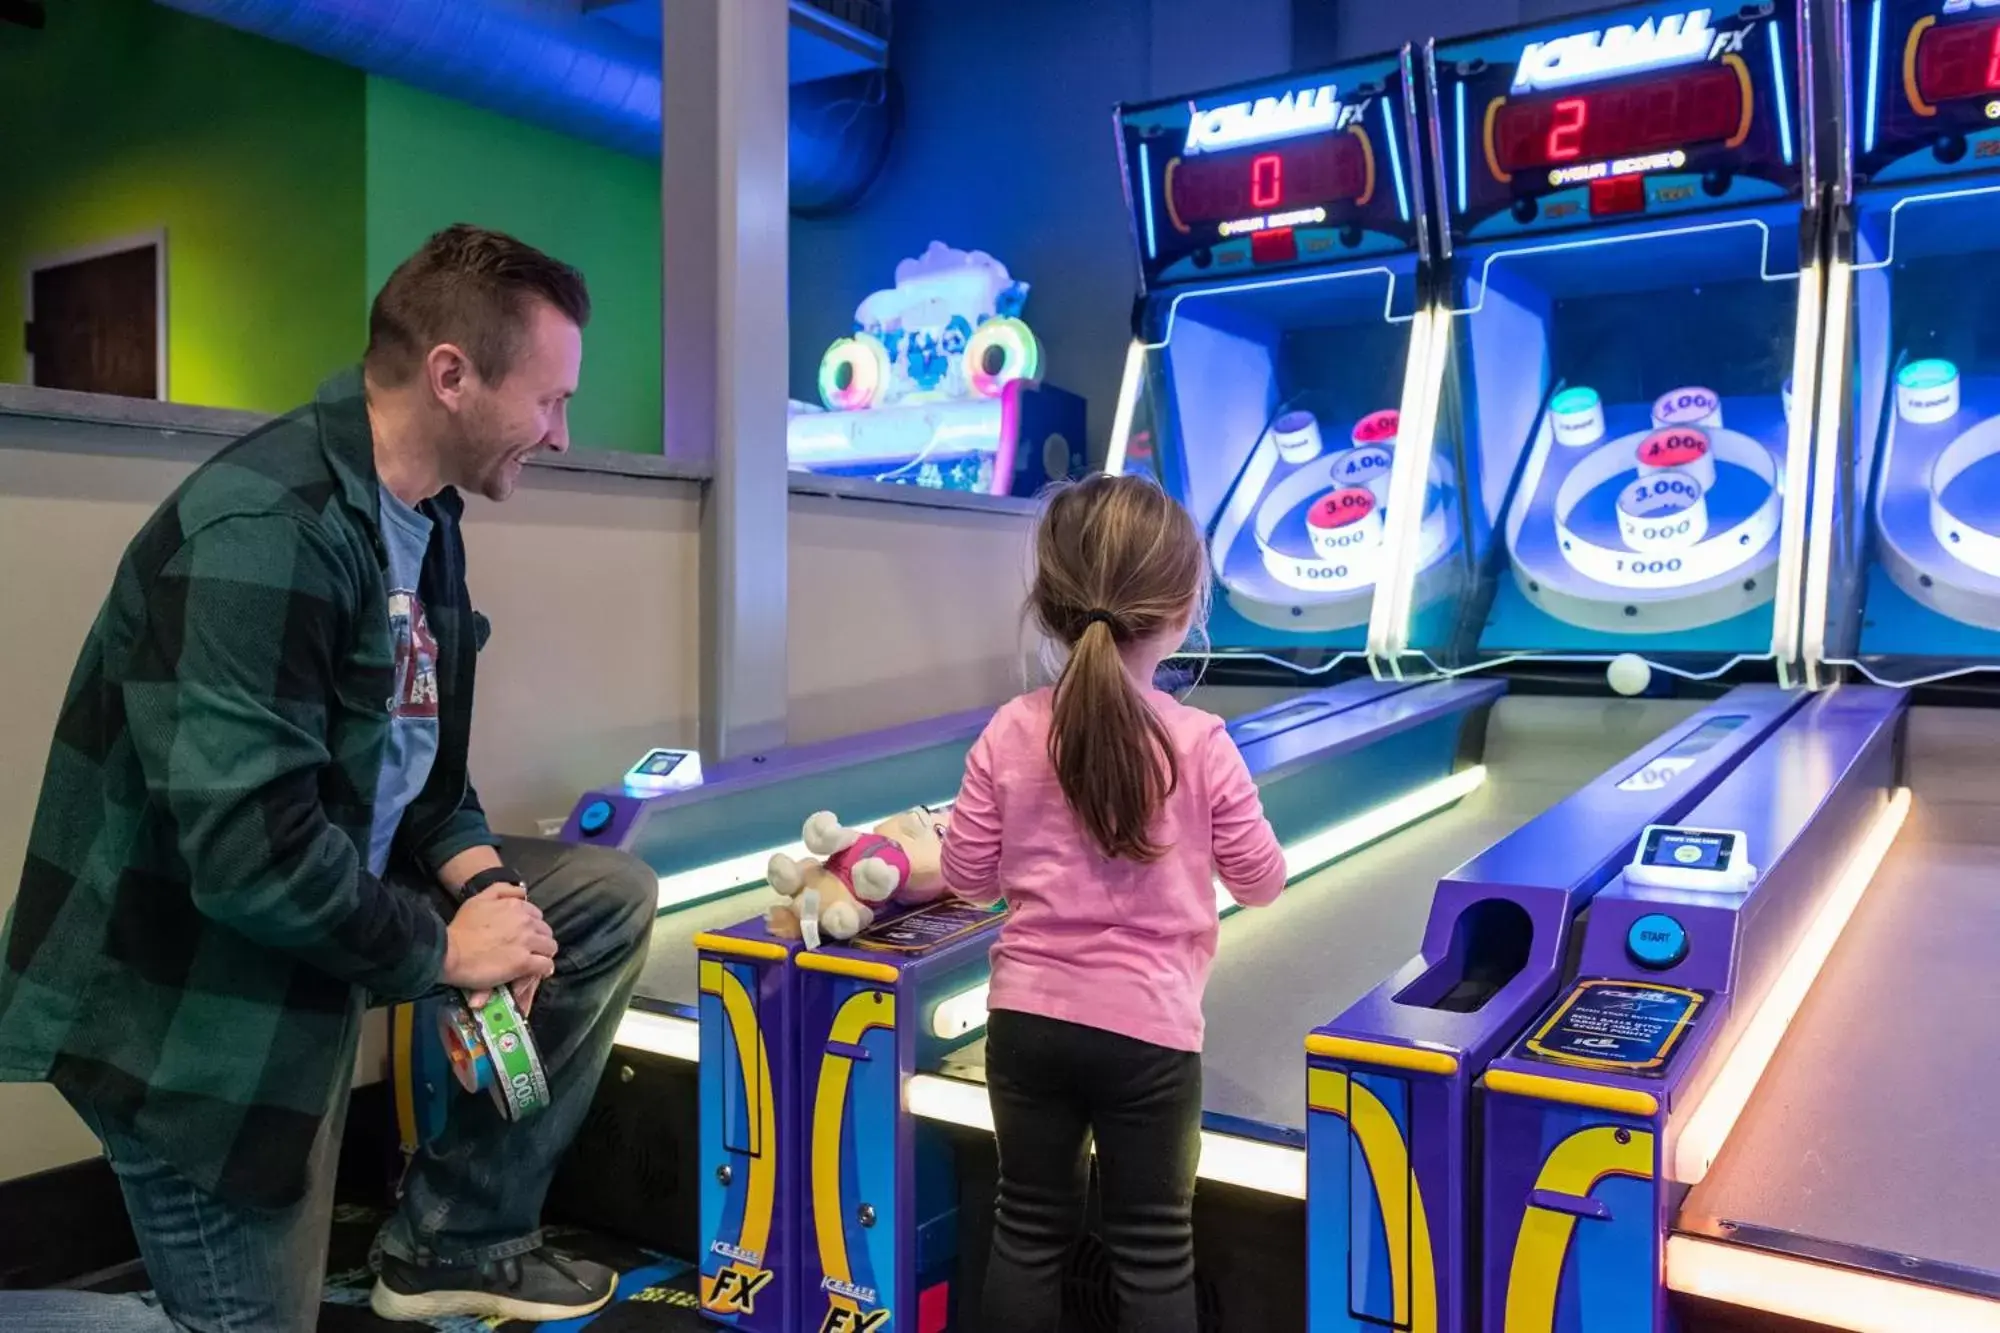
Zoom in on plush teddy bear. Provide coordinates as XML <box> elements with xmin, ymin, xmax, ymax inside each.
<box><xmin>766</xmin><ymin>806</ymin><xmax>953</xmax><ymax>948</ymax></box>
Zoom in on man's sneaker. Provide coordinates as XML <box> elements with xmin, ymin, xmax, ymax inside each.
<box><xmin>370</xmin><ymin>1246</ymin><xmax>616</xmax><ymax>1323</ymax></box>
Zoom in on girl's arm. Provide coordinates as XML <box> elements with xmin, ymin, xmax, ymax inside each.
<box><xmin>941</xmin><ymin>730</ymin><xmax>1004</xmax><ymax>906</ymax></box>
<box><xmin>1208</xmin><ymin>724</ymin><xmax>1287</xmax><ymax>907</ymax></box>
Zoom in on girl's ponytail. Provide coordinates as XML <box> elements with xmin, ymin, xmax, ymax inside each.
<box><xmin>1032</xmin><ymin>475</ymin><xmax>1209</xmax><ymax>862</ymax></box>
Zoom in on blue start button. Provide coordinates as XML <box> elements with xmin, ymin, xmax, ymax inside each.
<box><xmin>1626</xmin><ymin>913</ymin><xmax>1689</xmax><ymax>970</ymax></box>
<box><xmin>578</xmin><ymin>799</ymin><xmax>616</xmax><ymax>837</ymax></box>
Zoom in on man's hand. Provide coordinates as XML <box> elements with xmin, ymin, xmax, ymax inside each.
<box><xmin>442</xmin><ymin>883</ymin><xmax>556</xmax><ymax>1006</ymax></box>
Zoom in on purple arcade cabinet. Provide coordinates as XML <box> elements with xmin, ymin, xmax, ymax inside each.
<box><xmin>1307</xmin><ymin>4</ymin><xmax>1834</xmax><ymax>1330</ymax></box>
<box><xmin>1624</xmin><ymin>0</ymin><xmax>2000</xmax><ymax>1325</ymax></box>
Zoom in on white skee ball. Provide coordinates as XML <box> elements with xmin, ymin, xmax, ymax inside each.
<box><xmin>1607</xmin><ymin>653</ymin><xmax>1653</xmax><ymax>697</ymax></box>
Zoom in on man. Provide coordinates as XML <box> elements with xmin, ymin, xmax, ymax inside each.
<box><xmin>0</xmin><ymin>225</ymin><xmax>655</xmax><ymax>1329</ymax></box>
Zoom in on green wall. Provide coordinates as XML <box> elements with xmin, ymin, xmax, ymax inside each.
<box><xmin>0</xmin><ymin>0</ymin><xmax>366</xmax><ymax>414</ymax></box>
<box><xmin>365</xmin><ymin>78</ymin><xmax>663</xmax><ymax>454</ymax></box>
<box><xmin>0</xmin><ymin>0</ymin><xmax>662</xmax><ymax>450</ymax></box>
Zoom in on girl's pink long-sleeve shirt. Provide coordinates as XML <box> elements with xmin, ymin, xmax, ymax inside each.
<box><xmin>940</xmin><ymin>687</ymin><xmax>1288</xmax><ymax>1052</ymax></box>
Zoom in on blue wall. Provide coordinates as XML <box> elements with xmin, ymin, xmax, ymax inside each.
<box><xmin>788</xmin><ymin>0</ymin><xmax>1289</xmax><ymax>463</ymax></box>
<box><xmin>783</xmin><ymin>0</ymin><xmax>1623</xmax><ymax>463</ymax></box>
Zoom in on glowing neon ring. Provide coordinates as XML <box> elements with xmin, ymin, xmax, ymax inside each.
<box><xmin>1352</xmin><ymin>409</ymin><xmax>1400</xmax><ymax>448</ymax></box>
<box><xmin>1271</xmin><ymin>410</ymin><xmax>1324</xmax><ymax>464</ymax></box>
<box><xmin>1307</xmin><ymin>487</ymin><xmax>1383</xmax><ymax>561</ymax></box>
<box><xmin>1929</xmin><ymin>420</ymin><xmax>2000</xmax><ymax>579</ymax></box>
<box><xmin>1248</xmin><ymin>461</ymin><xmax>1386</xmax><ymax>592</ymax></box>
<box><xmin>440</xmin><ymin>989</ymin><xmax>550</xmax><ymax>1122</ymax></box>
<box><xmin>1208</xmin><ymin>424</ymin><xmax>1453</xmax><ymax>623</ymax></box>
<box><xmin>1554</xmin><ymin>430</ymin><xmax>1780</xmax><ymax>590</ymax></box>
<box><xmin>1617</xmin><ymin>469</ymin><xmax>1710</xmax><ymax>553</ymax></box>
<box><xmin>1637</xmin><ymin>427</ymin><xmax>1717</xmax><ymax>492</ymax></box>
<box><xmin>1652</xmin><ymin>385</ymin><xmax>1723</xmax><ymax>431</ymax></box>
<box><xmin>818</xmin><ymin>334</ymin><xmax>892</xmax><ymax>411</ymax></box>
<box><xmin>1550</xmin><ymin>387</ymin><xmax>1606</xmax><ymax>448</ymax></box>
<box><xmin>1898</xmin><ymin>359</ymin><xmax>1961</xmax><ymax>426</ymax></box>
<box><xmin>964</xmin><ymin>317</ymin><xmax>1043</xmax><ymax>398</ymax></box>
<box><xmin>1335</xmin><ymin>445</ymin><xmax>1396</xmax><ymax>501</ymax></box>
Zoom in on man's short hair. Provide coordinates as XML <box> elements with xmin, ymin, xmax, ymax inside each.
<box><xmin>365</xmin><ymin>224</ymin><xmax>591</xmax><ymax>388</ymax></box>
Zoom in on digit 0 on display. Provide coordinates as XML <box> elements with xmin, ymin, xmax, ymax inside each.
<box><xmin>1166</xmin><ymin>133</ymin><xmax>1370</xmax><ymax>228</ymax></box>
<box><xmin>1117</xmin><ymin>51</ymin><xmax>1426</xmax><ymax>287</ymax></box>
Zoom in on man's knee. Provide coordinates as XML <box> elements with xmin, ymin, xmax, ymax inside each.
<box><xmin>562</xmin><ymin>846</ymin><xmax>656</xmax><ymax>956</ymax></box>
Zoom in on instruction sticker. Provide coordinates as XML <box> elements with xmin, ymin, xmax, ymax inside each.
<box><xmin>1521</xmin><ymin>979</ymin><xmax>1707</xmax><ymax>1076</ymax></box>
<box><xmin>853</xmin><ymin>898</ymin><xmax>1004</xmax><ymax>953</ymax></box>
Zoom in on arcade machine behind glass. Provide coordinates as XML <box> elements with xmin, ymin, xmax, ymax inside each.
<box><xmin>1110</xmin><ymin>46</ymin><xmax>1455</xmax><ymax>668</ymax></box>
<box><xmin>1651</xmin><ymin>0</ymin><xmax>2000</xmax><ymax>1321</ymax></box>
<box><xmin>1401</xmin><ymin>0</ymin><xmax>1820</xmax><ymax>683</ymax></box>
<box><xmin>1296</xmin><ymin>6</ymin><xmax>1828</xmax><ymax>1330</ymax></box>
<box><xmin>1810</xmin><ymin>0</ymin><xmax>2000</xmax><ymax>686</ymax></box>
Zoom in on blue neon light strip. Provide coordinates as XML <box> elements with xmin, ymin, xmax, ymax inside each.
<box><xmin>1770</xmin><ymin>21</ymin><xmax>1794</xmax><ymax>166</ymax></box>
<box><xmin>1455</xmin><ymin>80</ymin><xmax>1469</xmax><ymax>214</ymax></box>
<box><xmin>1865</xmin><ymin>0</ymin><xmax>1883</xmax><ymax>155</ymax></box>
<box><xmin>1139</xmin><ymin>142</ymin><xmax>1158</xmax><ymax>260</ymax></box>
<box><xmin>1381</xmin><ymin>95</ymin><xmax>1410</xmax><ymax>222</ymax></box>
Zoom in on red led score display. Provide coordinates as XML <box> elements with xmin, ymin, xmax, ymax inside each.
<box><xmin>1167</xmin><ymin>131</ymin><xmax>1369</xmax><ymax>228</ymax></box>
<box><xmin>1492</xmin><ymin>62</ymin><xmax>1746</xmax><ymax>174</ymax></box>
<box><xmin>1916</xmin><ymin>15</ymin><xmax>2000</xmax><ymax>105</ymax></box>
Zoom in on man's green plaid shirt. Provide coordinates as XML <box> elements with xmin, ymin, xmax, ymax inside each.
<box><xmin>0</xmin><ymin>369</ymin><xmax>500</xmax><ymax>1207</ymax></box>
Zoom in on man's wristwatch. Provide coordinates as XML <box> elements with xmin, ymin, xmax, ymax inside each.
<box><xmin>459</xmin><ymin>866</ymin><xmax>526</xmax><ymax>900</ymax></box>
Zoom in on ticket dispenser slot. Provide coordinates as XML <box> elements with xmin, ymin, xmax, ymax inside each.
<box><xmin>1393</xmin><ymin>898</ymin><xmax>1534</xmax><ymax>1014</ymax></box>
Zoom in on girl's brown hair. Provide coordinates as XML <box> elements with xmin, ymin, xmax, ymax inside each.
<box><xmin>1031</xmin><ymin>474</ymin><xmax>1209</xmax><ymax>862</ymax></box>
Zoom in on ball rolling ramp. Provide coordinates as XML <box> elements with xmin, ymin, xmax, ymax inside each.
<box><xmin>575</xmin><ymin>681</ymin><xmax>1421</xmax><ymax>1060</ymax></box>
<box><xmin>1305</xmin><ymin>686</ymin><xmax>1805</xmax><ymax>1332</ymax></box>
<box><xmin>563</xmin><ymin>674</ymin><xmax>1458</xmax><ymax>1330</ymax></box>
<box><xmin>1475</xmin><ymin>686</ymin><xmax>1913</xmax><ymax>1333</ymax></box>
<box><xmin>698</xmin><ymin>674</ymin><xmax>1504</xmax><ymax>1332</ymax></box>
<box><xmin>1664</xmin><ymin>708</ymin><xmax>2000</xmax><ymax>1332</ymax></box>
<box><xmin>774</xmin><ymin>683</ymin><xmax>1839</xmax><ymax>1331</ymax></box>
<box><xmin>558</xmin><ymin>707</ymin><xmax>993</xmax><ymax>1062</ymax></box>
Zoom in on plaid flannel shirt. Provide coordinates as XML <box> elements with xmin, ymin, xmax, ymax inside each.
<box><xmin>0</xmin><ymin>368</ymin><xmax>499</xmax><ymax>1207</ymax></box>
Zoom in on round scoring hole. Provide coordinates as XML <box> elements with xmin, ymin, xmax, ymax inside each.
<box><xmin>1640</xmin><ymin>428</ymin><xmax>1710</xmax><ymax>469</ymax></box>
<box><xmin>1352</xmin><ymin>409</ymin><xmax>1400</xmax><ymax>446</ymax></box>
<box><xmin>1307</xmin><ymin>487</ymin><xmax>1378</xmax><ymax>529</ymax></box>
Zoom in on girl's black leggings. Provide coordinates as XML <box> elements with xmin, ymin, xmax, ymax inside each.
<box><xmin>981</xmin><ymin>1008</ymin><xmax>1204</xmax><ymax>1332</ymax></box>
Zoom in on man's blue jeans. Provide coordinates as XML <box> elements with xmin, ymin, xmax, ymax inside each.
<box><xmin>0</xmin><ymin>838</ymin><xmax>654</xmax><ymax>1333</ymax></box>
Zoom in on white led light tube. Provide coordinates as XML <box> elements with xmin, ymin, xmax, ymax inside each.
<box><xmin>654</xmin><ymin>803</ymin><xmax>951</xmax><ymax>912</ymax></box>
<box><xmin>613</xmin><ymin>1009</ymin><xmax>701</xmax><ymax>1063</ymax></box>
<box><xmin>1673</xmin><ymin>787</ymin><xmax>1911</xmax><ymax>1185</ymax></box>
<box><xmin>1667</xmin><ymin>1236</ymin><xmax>2000</xmax><ymax>1331</ymax></box>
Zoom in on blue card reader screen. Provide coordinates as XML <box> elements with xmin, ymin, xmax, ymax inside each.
<box><xmin>1642</xmin><ymin>829</ymin><xmax>1734</xmax><ymax>871</ymax></box>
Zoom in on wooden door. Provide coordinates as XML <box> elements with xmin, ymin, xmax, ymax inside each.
<box><xmin>29</xmin><ymin>244</ymin><xmax>160</xmax><ymax>398</ymax></box>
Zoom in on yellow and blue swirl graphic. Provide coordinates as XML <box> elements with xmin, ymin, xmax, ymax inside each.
<box><xmin>699</xmin><ymin>959</ymin><xmax>780</xmax><ymax>1321</ymax></box>
<box><xmin>1502</xmin><ymin>1120</ymin><xmax>1655</xmax><ymax>1333</ymax></box>
<box><xmin>812</xmin><ymin>983</ymin><xmax>899</xmax><ymax>1329</ymax></box>
<box><xmin>1307</xmin><ymin>1066</ymin><xmax>1439</xmax><ymax>1333</ymax></box>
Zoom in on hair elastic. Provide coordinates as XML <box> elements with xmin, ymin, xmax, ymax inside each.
<box><xmin>1084</xmin><ymin>609</ymin><xmax>1121</xmax><ymax>634</ymax></box>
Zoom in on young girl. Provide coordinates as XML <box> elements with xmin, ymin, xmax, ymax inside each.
<box><xmin>941</xmin><ymin>474</ymin><xmax>1289</xmax><ymax>1332</ymax></box>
